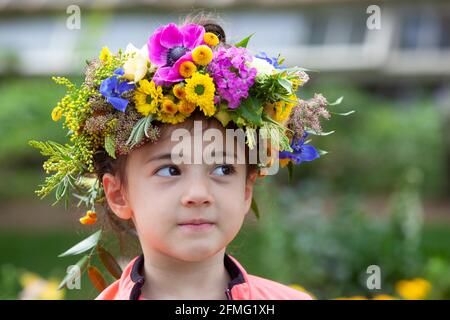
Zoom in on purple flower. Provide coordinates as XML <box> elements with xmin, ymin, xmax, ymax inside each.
<box><xmin>148</xmin><ymin>23</ymin><xmax>205</xmax><ymax>86</ymax></box>
<box><xmin>99</xmin><ymin>68</ymin><xmax>135</xmax><ymax>112</ymax></box>
<box><xmin>279</xmin><ymin>132</ymin><xmax>320</xmax><ymax>165</ymax></box>
<box><xmin>207</xmin><ymin>46</ymin><xmax>257</xmax><ymax>109</ymax></box>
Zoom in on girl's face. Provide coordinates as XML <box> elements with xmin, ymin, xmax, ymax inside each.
<box><xmin>103</xmin><ymin>120</ymin><xmax>257</xmax><ymax>262</ymax></box>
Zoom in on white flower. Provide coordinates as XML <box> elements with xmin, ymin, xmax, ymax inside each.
<box><xmin>123</xmin><ymin>43</ymin><xmax>150</xmax><ymax>82</ymax></box>
<box><xmin>249</xmin><ymin>57</ymin><xmax>276</xmax><ymax>79</ymax></box>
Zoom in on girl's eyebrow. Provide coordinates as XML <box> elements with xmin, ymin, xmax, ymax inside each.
<box><xmin>145</xmin><ymin>153</ymin><xmax>173</xmax><ymax>164</ymax></box>
<box><xmin>145</xmin><ymin>151</ymin><xmax>237</xmax><ymax>164</ymax></box>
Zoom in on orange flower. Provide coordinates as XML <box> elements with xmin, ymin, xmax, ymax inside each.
<box><xmin>173</xmin><ymin>83</ymin><xmax>186</xmax><ymax>99</ymax></box>
<box><xmin>161</xmin><ymin>98</ymin><xmax>178</xmax><ymax>115</ymax></box>
<box><xmin>179</xmin><ymin>61</ymin><xmax>197</xmax><ymax>78</ymax></box>
<box><xmin>79</xmin><ymin>210</ymin><xmax>97</xmax><ymax>225</ymax></box>
<box><xmin>177</xmin><ymin>99</ymin><xmax>196</xmax><ymax>116</ymax></box>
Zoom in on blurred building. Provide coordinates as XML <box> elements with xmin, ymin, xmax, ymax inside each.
<box><xmin>0</xmin><ymin>0</ymin><xmax>449</xmax><ymax>84</ymax></box>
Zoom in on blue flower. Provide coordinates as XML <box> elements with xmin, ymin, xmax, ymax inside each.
<box><xmin>255</xmin><ymin>52</ymin><xmax>286</xmax><ymax>69</ymax></box>
<box><xmin>99</xmin><ymin>68</ymin><xmax>135</xmax><ymax>112</ymax></box>
<box><xmin>279</xmin><ymin>132</ymin><xmax>320</xmax><ymax>165</ymax></box>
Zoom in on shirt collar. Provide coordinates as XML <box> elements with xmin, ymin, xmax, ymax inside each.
<box><xmin>128</xmin><ymin>252</ymin><xmax>246</xmax><ymax>300</ymax></box>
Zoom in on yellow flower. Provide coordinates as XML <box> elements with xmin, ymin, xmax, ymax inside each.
<box><xmin>289</xmin><ymin>284</ymin><xmax>316</xmax><ymax>299</ymax></box>
<box><xmin>99</xmin><ymin>46</ymin><xmax>112</xmax><ymax>63</ymax></box>
<box><xmin>192</xmin><ymin>45</ymin><xmax>213</xmax><ymax>66</ymax></box>
<box><xmin>20</xmin><ymin>272</ymin><xmax>65</xmax><ymax>300</ymax></box>
<box><xmin>185</xmin><ymin>72</ymin><xmax>216</xmax><ymax>117</ymax></box>
<box><xmin>372</xmin><ymin>294</ymin><xmax>397</xmax><ymax>300</ymax></box>
<box><xmin>177</xmin><ymin>99</ymin><xmax>196</xmax><ymax>116</ymax></box>
<box><xmin>134</xmin><ymin>79</ymin><xmax>163</xmax><ymax>116</ymax></box>
<box><xmin>173</xmin><ymin>83</ymin><xmax>186</xmax><ymax>100</ymax></box>
<box><xmin>156</xmin><ymin>111</ymin><xmax>187</xmax><ymax>124</ymax></box>
<box><xmin>51</xmin><ymin>106</ymin><xmax>63</xmax><ymax>121</ymax></box>
<box><xmin>79</xmin><ymin>210</ymin><xmax>97</xmax><ymax>225</ymax></box>
<box><xmin>395</xmin><ymin>278</ymin><xmax>431</xmax><ymax>300</ymax></box>
<box><xmin>179</xmin><ymin>61</ymin><xmax>197</xmax><ymax>78</ymax></box>
<box><xmin>204</xmin><ymin>32</ymin><xmax>219</xmax><ymax>46</ymax></box>
<box><xmin>275</xmin><ymin>95</ymin><xmax>297</xmax><ymax>123</ymax></box>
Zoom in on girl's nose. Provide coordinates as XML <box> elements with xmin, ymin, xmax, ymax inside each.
<box><xmin>180</xmin><ymin>174</ymin><xmax>214</xmax><ymax>207</ymax></box>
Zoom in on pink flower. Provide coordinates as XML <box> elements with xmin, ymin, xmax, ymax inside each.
<box><xmin>148</xmin><ymin>23</ymin><xmax>205</xmax><ymax>86</ymax></box>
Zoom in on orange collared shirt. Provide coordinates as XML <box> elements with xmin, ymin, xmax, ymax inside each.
<box><xmin>95</xmin><ymin>252</ymin><xmax>313</xmax><ymax>300</ymax></box>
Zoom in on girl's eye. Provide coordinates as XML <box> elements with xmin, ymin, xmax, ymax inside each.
<box><xmin>155</xmin><ymin>165</ymin><xmax>181</xmax><ymax>177</ymax></box>
<box><xmin>212</xmin><ymin>164</ymin><xmax>236</xmax><ymax>176</ymax></box>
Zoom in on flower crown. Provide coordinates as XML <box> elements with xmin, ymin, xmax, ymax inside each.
<box><xmin>28</xmin><ymin>22</ymin><xmax>350</xmax><ymax>289</ymax></box>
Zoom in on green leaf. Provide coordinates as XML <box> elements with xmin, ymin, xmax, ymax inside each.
<box><xmin>57</xmin><ymin>255</ymin><xmax>89</xmax><ymax>290</ymax></box>
<box><xmin>277</xmin><ymin>77</ymin><xmax>293</xmax><ymax>95</ymax></box>
<box><xmin>143</xmin><ymin>115</ymin><xmax>154</xmax><ymax>138</ymax></box>
<box><xmin>317</xmin><ymin>149</ymin><xmax>329</xmax><ymax>156</ymax></box>
<box><xmin>330</xmin><ymin>110</ymin><xmax>355</xmax><ymax>116</ymax></box>
<box><xmin>237</xmin><ymin>96</ymin><xmax>263</xmax><ymax>125</ymax></box>
<box><xmin>126</xmin><ymin>116</ymin><xmax>147</xmax><ymax>148</ymax></box>
<box><xmin>105</xmin><ymin>135</ymin><xmax>116</xmax><ymax>159</ymax></box>
<box><xmin>234</xmin><ymin>33</ymin><xmax>254</xmax><ymax>48</ymax></box>
<box><xmin>329</xmin><ymin>96</ymin><xmax>344</xmax><ymax>106</ymax></box>
<box><xmin>58</xmin><ymin>230</ymin><xmax>102</xmax><ymax>257</ymax></box>
<box><xmin>306</xmin><ymin>129</ymin><xmax>335</xmax><ymax>136</ymax></box>
<box><xmin>251</xmin><ymin>197</ymin><xmax>260</xmax><ymax>220</ymax></box>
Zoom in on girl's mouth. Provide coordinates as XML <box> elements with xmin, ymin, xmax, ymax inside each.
<box><xmin>178</xmin><ymin>222</ymin><xmax>215</xmax><ymax>232</ymax></box>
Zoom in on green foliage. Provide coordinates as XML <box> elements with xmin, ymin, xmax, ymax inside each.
<box><xmin>231</xmin><ymin>177</ymin><xmax>450</xmax><ymax>299</ymax></box>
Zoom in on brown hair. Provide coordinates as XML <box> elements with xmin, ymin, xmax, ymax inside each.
<box><xmin>93</xmin><ymin>16</ymin><xmax>260</xmax><ymax>255</ymax></box>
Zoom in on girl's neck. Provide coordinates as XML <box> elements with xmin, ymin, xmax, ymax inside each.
<box><xmin>140</xmin><ymin>248</ymin><xmax>231</xmax><ymax>300</ymax></box>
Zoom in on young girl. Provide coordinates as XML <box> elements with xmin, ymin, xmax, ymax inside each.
<box><xmin>31</xmin><ymin>13</ymin><xmax>336</xmax><ymax>300</ymax></box>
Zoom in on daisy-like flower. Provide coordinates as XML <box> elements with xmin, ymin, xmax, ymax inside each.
<box><xmin>134</xmin><ymin>79</ymin><xmax>163</xmax><ymax>116</ymax></box>
<box><xmin>148</xmin><ymin>23</ymin><xmax>205</xmax><ymax>86</ymax></box>
<box><xmin>192</xmin><ymin>45</ymin><xmax>213</xmax><ymax>66</ymax></box>
<box><xmin>204</xmin><ymin>32</ymin><xmax>219</xmax><ymax>46</ymax></box>
<box><xmin>184</xmin><ymin>72</ymin><xmax>216</xmax><ymax>116</ymax></box>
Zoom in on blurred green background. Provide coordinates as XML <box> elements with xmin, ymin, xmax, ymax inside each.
<box><xmin>1</xmin><ymin>0</ymin><xmax>449</xmax><ymax>300</ymax></box>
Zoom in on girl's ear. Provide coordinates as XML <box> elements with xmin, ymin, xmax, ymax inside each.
<box><xmin>102</xmin><ymin>173</ymin><xmax>133</xmax><ymax>220</ymax></box>
<box><xmin>244</xmin><ymin>171</ymin><xmax>258</xmax><ymax>213</ymax></box>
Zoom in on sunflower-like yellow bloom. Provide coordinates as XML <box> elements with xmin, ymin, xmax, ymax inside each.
<box><xmin>185</xmin><ymin>72</ymin><xmax>216</xmax><ymax>117</ymax></box>
<box><xmin>192</xmin><ymin>45</ymin><xmax>213</xmax><ymax>66</ymax></box>
<box><xmin>204</xmin><ymin>32</ymin><xmax>219</xmax><ymax>46</ymax></box>
<box><xmin>134</xmin><ymin>79</ymin><xmax>163</xmax><ymax>116</ymax></box>
<box><xmin>179</xmin><ymin>61</ymin><xmax>197</xmax><ymax>78</ymax></box>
